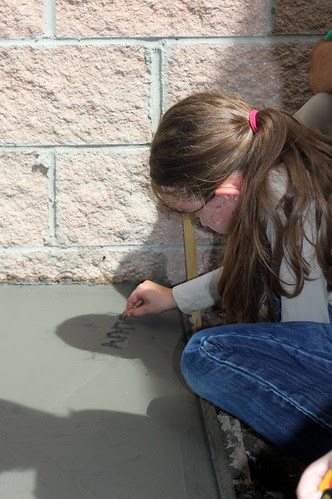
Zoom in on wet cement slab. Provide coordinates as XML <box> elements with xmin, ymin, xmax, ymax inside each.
<box><xmin>0</xmin><ymin>284</ymin><xmax>219</xmax><ymax>499</ymax></box>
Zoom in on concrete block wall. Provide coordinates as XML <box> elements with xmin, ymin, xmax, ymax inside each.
<box><xmin>0</xmin><ymin>0</ymin><xmax>330</xmax><ymax>285</ymax></box>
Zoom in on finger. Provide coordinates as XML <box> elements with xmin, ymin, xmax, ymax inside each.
<box><xmin>297</xmin><ymin>453</ymin><xmax>332</xmax><ymax>499</ymax></box>
<box><xmin>124</xmin><ymin>292</ymin><xmax>146</xmax><ymax>315</ymax></box>
<box><xmin>133</xmin><ymin>299</ymin><xmax>144</xmax><ymax>308</ymax></box>
<box><xmin>296</xmin><ymin>486</ymin><xmax>321</xmax><ymax>499</ymax></box>
<box><xmin>126</xmin><ymin>303</ymin><xmax>150</xmax><ymax>317</ymax></box>
<box><xmin>125</xmin><ymin>290</ymin><xmax>144</xmax><ymax>313</ymax></box>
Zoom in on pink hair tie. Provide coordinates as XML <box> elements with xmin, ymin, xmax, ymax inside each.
<box><xmin>249</xmin><ymin>109</ymin><xmax>259</xmax><ymax>133</ymax></box>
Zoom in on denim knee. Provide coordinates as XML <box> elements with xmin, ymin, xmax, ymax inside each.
<box><xmin>181</xmin><ymin>331</ymin><xmax>200</xmax><ymax>390</ymax></box>
<box><xmin>180</xmin><ymin>322</ymin><xmax>332</xmax><ymax>462</ymax></box>
<box><xmin>180</xmin><ymin>329</ymin><xmax>217</xmax><ymax>399</ymax></box>
<box><xmin>180</xmin><ymin>332</ymin><xmax>198</xmax><ymax>390</ymax></box>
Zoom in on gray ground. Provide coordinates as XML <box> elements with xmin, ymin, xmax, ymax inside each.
<box><xmin>0</xmin><ymin>284</ymin><xmax>219</xmax><ymax>499</ymax></box>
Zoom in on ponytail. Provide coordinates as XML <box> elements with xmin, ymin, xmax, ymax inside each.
<box><xmin>219</xmin><ymin>107</ymin><xmax>332</xmax><ymax>322</ymax></box>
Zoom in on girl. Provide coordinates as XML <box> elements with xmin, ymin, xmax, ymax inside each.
<box><xmin>124</xmin><ymin>89</ymin><xmax>332</xmax><ymax>462</ymax></box>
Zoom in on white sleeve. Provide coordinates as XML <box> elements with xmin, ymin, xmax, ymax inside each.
<box><xmin>294</xmin><ymin>92</ymin><xmax>332</xmax><ymax>136</ymax></box>
<box><xmin>280</xmin><ymin>263</ymin><xmax>330</xmax><ymax>323</ymax></box>
<box><xmin>279</xmin><ymin>95</ymin><xmax>331</xmax><ymax>322</ymax></box>
<box><xmin>268</xmin><ymin>161</ymin><xmax>330</xmax><ymax>323</ymax></box>
<box><xmin>172</xmin><ymin>268</ymin><xmax>222</xmax><ymax>314</ymax></box>
<box><xmin>279</xmin><ymin>214</ymin><xmax>330</xmax><ymax>323</ymax></box>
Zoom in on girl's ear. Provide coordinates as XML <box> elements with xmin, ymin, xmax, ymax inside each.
<box><xmin>214</xmin><ymin>171</ymin><xmax>243</xmax><ymax>196</ymax></box>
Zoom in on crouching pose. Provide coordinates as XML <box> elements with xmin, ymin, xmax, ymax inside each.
<box><xmin>125</xmin><ymin>53</ymin><xmax>332</xmax><ymax>463</ymax></box>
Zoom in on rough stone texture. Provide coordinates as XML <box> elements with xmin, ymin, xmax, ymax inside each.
<box><xmin>274</xmin><ymin>0</ymin><xmax>332</xmax><ymax>34</ymax></box>
<box><xmin>166</xmin><ymin>43</ymin><xmax>313</xmax><ymax>114</ymax></box>
<box><xmin>56</xmin><ymin>151</ymin><xmax>184</xmax><ymax>246</ymax></box>
<box><xmin>0</xmin><ymin>46</ymin><xmax>150</xmax><ymax>145</ymax></box>
<box><xmin>0</xmin><ymin>1</ymin><xmax>322</xmax><ymax>285</ymax></box>
<box><xmin>0</xmin><ymin>244</ymin><xmax>220</xmax><ymax>285</ymax></box>
<box><xmin>0</xmin><ymin>153</ymin><xmax>48</xmax><ymax>246</ymax></box>
<box><xmin>197</xmin><ymin>246</ymin><xmax>223</xmax><ymax>277</ymax></box>
<box><xmin>166</xmin><ymin>245</ymin><xmax>223</xmax><ymax>287</ymax></box>
<box><xmin>0</xmin><ymin>247</ymin><xmax>187</xmax><ymax>285</ymax></box>
<box><xmin>0</xmin><ymin>0</ymin><xmax>43</xmax><ymax>38</ymax></box>
<box><xmin>56</xmin><ymin>0</ymin><xmax>265</xmax><ymax>38</ymax></box>
<box><xmin>196</xmin><ymin>224</ymin><xmax>222</xmax><ymax>245</ymax></box>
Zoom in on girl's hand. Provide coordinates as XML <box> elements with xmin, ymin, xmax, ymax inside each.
<box><xmin>297</xmin><ymin>450</ymin><xmax>332</xmax><ymax>499</ymax></box>
<box><xmin>124</xmin><ymin>281</ymin><xmax>177</xmax><ymax>317</ymax></box>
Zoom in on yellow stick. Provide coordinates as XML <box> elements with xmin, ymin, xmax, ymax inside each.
<box><xmin>182</xmin><ymin>214</ymin><xmax>202</xmax><ymax>333</ymax></box>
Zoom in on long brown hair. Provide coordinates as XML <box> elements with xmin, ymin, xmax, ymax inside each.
<box><xmin>150</xmin><ymin>92</ymin><xmax>332</xmax><ymax>322</ymax></box>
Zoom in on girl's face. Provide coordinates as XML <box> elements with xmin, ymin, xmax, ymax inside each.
<box><xmin>164</xmin><ymin>192</ymin><xmax>240</xmax><ymax>234</ymax></box>
<box><xmin>197</xmin><ymin>194</ymin><xmax>240</xmax><ymax>233</ymax></box>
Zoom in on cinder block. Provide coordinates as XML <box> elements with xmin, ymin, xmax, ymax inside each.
<box><xmin>166</xmin><ymin>43</ymin><xmax>312</xmax><ymax>113</ymax></box>
<box><xmin>0</xmin><ymin>247</ymin><xmax>187</xmax><ymax>284</ymax></box>
<box><xmin>0</xmin><ymin>0</ymin><xmax>43</xmax><ymax>37</ymax></box>
<box><xmin>166</xmin><ymin>246</ymin><xmax>222</xmax><ymax>286</ymax></box>
<box><xmin>274</xmin><ymin>0</ymin><xmax>332</xmax><ymax>34</ymax></box>
<box><xmin>0</xmin><ymin>153</ymin><xmax>48</xmax><ymax>246</ymax></box>
<box><xmin>0</xmin><ymin>249</ymin><xmax>110</xmax><ymax>283</ymax></box>
<box><xmin>193</xmin><ymin>222</ymin><xmax>222</xmax><ymax>245</ymax></box>
<box><xmin>56</xmin><ymin>150</ymin><xmax>184</xmax><ymax>246</ymax></box>
<box><xmin>0</xmin><ymin>47</ymin><xmax>150</xmax><ymax>145</ymax></box>
<box><xmin>197</xmin><ymin>247</ymin><xmax>223</xmax><ymax>276</ymax></box>
<box><xmin>56</xmin><ymin>0</ymin><xmax>265</xmax><ymax>37</ymax></box>
<box><xmin>105</xmin><ymin>248</ymin><xmax>187</xmax><ymax>284</ymax></box>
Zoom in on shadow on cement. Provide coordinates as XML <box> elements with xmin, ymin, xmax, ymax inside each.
<box><xmin>55</xmin><ymin>312</ymin><xmax>189</xmax><ymax>390</ymax></box>
<box><xmin>0</xmin><ymin>287</ymin><xmax>219</xmax><ymax>498</ymax></box>
<box><xmin>0</xmin><ymin>394</ymin><xmax>202</xmax><ymax>499</ymax></box>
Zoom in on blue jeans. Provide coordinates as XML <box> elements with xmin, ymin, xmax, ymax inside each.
<box><xmin>181</xmin><ymin>320</ymin><xmax>332</xmax><ymax>463</ymax></box>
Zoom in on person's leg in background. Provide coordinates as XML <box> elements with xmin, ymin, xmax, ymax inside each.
<box><xmin>309</xmin><ymin>30</ymin><xmax>332</xmax><ymax>94</ymax></box>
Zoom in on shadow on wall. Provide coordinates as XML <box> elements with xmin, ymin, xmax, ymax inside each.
<box><xmin>108</xmin><ymin>193</ymin><xmax>221</xmax><ymax>294</ymax></box>
<box><xmin>0</xmin><ymin>312</ymin><xmax>211</xmax><ymax>497</ymax></box>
